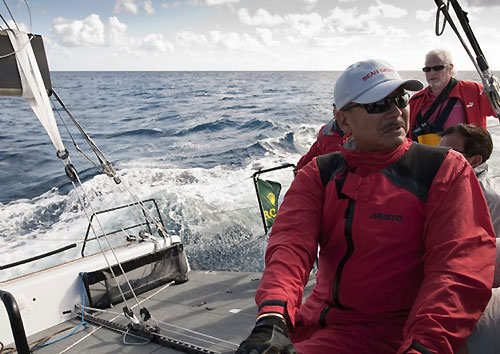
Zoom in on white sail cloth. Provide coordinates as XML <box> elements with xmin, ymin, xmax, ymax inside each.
<box><xmin>7</xmin><ymin>30</ymin><xmax>66</xmax><ymax>153</ymax></box>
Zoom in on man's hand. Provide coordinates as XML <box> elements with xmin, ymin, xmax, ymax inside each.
<box><xmin>235</xmin><ymin>315</ymin><xmax>297</xmax><ymax>354</ymax></box>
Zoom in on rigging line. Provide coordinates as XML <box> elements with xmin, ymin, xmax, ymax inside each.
<box><xmin>122</xmin><ymin>327</ymin><xmax>151</xmax><ymax>346</ymax></box>
<box><xmin>50</xmin><ymin>95</ymin><xmax>101</xmax><ymax>170</ymax></box>
<box><xmin>64</xmin><ymin>171</ymin><xmax>137</xmax><ymax>315</ymax></box>
<box><xmin>435</xmin><ymin>2</ymin><xmax>484</xmax><ymax>80</ymax></box>
<box><xmin>66</xmin><ymin>282</ymin><xmax>176</xmax><ymax>353</ymax></box>
<box><xmin>202</xmin><ymin>205</ymin><xmax>255</xmax><ymax>215</ymax></box>
<box><xmin>149</xmin><ymin>317</ymin><xmax>239</xmax><ymax>349</ymax></box>
<box><xmin>52</xmin><ymin>90</ymin><xmax>167</xmax><ymax>247</ymax></box>
<box><xmin>112</xmin><ymin>181</ymin><xmax>166</xmax><ymax>242</ymax></box>
<box><xmin>208</xmin><ymin>176</ymin><xmax>252</xmax><ymax>193</ymax></box>
<box><xmin>57</xmin><ymin>323</ymin><xmax>101</xmax><ymax>354</ymax></box>
<box><xmin>0</xmin><ymin>11</ymin><xmax>10</xmax><ymax>29</ymax></box>
<box><xmin>51</xmin><ymin>89</ymin><xmax>119</xmax><ymax>179</ymax></box>
<box><xmin>0</xmin><ymin>29</ymin><xmax>34</xmax><ymax>59</ymax></box>
<box><xmin>114</xmin><ymin>177</ymin><xmax>170</xmax><ymax>241</ymax></box>
<box><xmin>69</xmin><ymin>178</ymin><xmax>147</xmax><ymax>322</ymax></box>
<box><xmin>2</xmin><ymin>0</ymin><xmax>19</xmax><ymax>30</ymax></box>
<box><xmin>81</xmin><ymin>304</ymin><xmax>238</xmax><ymax>349</ymax></box>
<box><xmin>149</xmin><ymin>325</ymin><xmax>238</xmax><ymax>351</ymax></box>
<box><xmin>51</xmin><ymin>90</ymin><xmax>167</xmax><ymax>240</ymax></box>
<box><xmin>0</xmin><ymin>0</ymin><xmax>33</xmax><ymax>58</ymax></box>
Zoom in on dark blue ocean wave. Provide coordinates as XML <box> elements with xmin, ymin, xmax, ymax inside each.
<box><xmin>222</xmin><ymin>104</ymin><xmax>259</xmax><ymax>110</ymax></box>
<box><xmin>102</xmin><ymin>128</ymin><xmax>166</xmax><ymax>139</ymax></box>
<box><xmin>0</xmin><ymin>71</ymin><xmax>352</xmax><ymax>202</ymax></box>
<box><xmin>240</xmin><ymin>118</ymin><xmax>274</xmax><ymax>132</ymax></box>
<box><xmin>175</xmin><ymin>118</ymin><xmax>237</xmax><ymax>135</ymax></box>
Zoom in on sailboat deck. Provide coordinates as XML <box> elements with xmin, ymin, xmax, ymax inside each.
<box><xmin>24</xmin><ymin>270</ymin><xmax>315</xmax><ymax>354</ymax></box>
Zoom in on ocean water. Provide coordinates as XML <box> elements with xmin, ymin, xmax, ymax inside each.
<box><xmin>1</xmin><ymin>70</ymin><xmax>500</xmax><ymax>282</ymax></box>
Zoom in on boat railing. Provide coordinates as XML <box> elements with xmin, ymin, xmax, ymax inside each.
<box><xmin>81</xmin><ymin>198</ymin><xmax>165</xmax><ymax>257</ymax></box>
<box><xmin>0</xmin><ymin>198</ymin><xmax>166</xmax><ymax>272</ymax></box>
<box><xmin>0</xmin><ymin>290</ymin><xmax>30</xmax><ymax>354</ymax></box>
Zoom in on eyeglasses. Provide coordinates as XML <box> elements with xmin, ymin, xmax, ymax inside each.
<box><xmin>422</xmin><ymin>64</ymin><xmax>448</xmax><ymax>72</ymax></box>
<box><xmin>343</xmin><ymin>92</ymin><xmax>410</xmax><ymax>114</ymax></box>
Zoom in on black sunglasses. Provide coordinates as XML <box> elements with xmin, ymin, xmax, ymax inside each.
<box><xmin>422</xmin><ymin>64</ymin><xmax>448</xmax><ymax>72</ymax></box>
<box><xmin>344</xmin><ymin>92</ymin><xmax>410</xmax><ymax>114</ymax></box>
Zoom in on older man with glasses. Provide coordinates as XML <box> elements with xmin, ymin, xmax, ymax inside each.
<box><xmin>236</xmin><ymin>59</ymin><xmax>496</xmax><ymax>354</ymax></box>
<box><xmin>408</xmin><ymin>49</ymin><xmax>497</xmax><ymax>145</ymax></box>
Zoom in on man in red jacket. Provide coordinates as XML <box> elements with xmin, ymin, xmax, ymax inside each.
<box><xmin>236</xmin><ymin>59</ymin><xmax>496</xmax><ymax>354</ymax></box>
<box><xmin>409</xmin><ymin>49</ymin><xmax>497</xmax><ymax>145</ymax></box>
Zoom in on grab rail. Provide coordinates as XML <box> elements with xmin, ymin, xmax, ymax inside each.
<box><xmin>0</xmin><ymin>290</ymin><xmax>30</xmax><ymax>354</ymax></box>
<box><xmin>81</xmin><ymin>198</ymin><xmax>165</xmax><ymax>257</ymax></box>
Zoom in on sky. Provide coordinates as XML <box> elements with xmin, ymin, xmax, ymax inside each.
<box><xmin>2</xmin><ymin>0</ymin><xmax>500</xmax><ymax>71</ymax></box>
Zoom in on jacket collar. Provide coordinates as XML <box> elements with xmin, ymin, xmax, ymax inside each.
<box><xmin>340</xmin><ymin>138</ymin><xmax>412</xmax><ymax>176</ymax></box>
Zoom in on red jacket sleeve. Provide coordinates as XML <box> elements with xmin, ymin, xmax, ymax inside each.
<box><xmin>398</xmin><ymin>151</ymin><xmax>496</xmax><ymax>353</ymax></box>
<box><xmin>256</xmin><ymin>160</ymin><xmax>324</xmax><ymax>324</ymax></box>
<box><xmin>296</xmin><ymin>140</ymin><xmax>322</xmax><ymax>171</ymax></box>
<box><xmin>296</xmin><ymin>126</ymin><xmax>327</xmax><ymax>171</ymax></box>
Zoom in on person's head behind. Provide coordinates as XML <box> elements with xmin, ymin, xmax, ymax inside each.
<box><xmin>424</xmin><ymin>49</ymin><xmax>455</xmax><ymax>93</ymax></box>
<box><xmin>438</xmin><ymin>123</ymin><xmax>493</xmax><ymax>168</ymax></box>
<box><xmin>334</xmin><ymin>59</ymin><xmax>423</xmax><ymax>152</ymax></box>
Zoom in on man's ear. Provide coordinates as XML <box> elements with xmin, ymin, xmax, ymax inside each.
<box><xmin>336</xmin><ymin>110</ymin><xmax>352</xmax><ymax>136</ymax></box>
<box><xmin>467</xmin><ymin>154</ymin><xmax>483</xmax><ymax>168</ymax></box>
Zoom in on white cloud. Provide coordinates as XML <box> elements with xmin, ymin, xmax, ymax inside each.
<box><xmin>113</xmin><ymin>0</ymin><xmax>155</xmax><ymax>14</ymax></box>
<box><xmin>368</xmin><ymin>0</ymin><xmax>407</xmax><ymax>19</ymax></box>
<box><xmin>50</xmin><ymin>14</ymin><xmax>173</xmax><ymax>57</ymax></box>
<box><xmin>51</xmin><ymin>14</ymin><xmax>106</xmax><ymax>46</ymax></box>
<box><xmin>256</xmin><ymin>28</ymin><xmax>279</xmax><ymax>46</ymax></box>
<box><xmin>238</xmin><ymin>8</ymin><xmax>284</xmax><ymax>26</ymax></box>
<box><xmin>174</xmin><ymin>31</ymin><xmax>208</xmax><ymax>47</ymax></box>
<box><xmin>303</xmin><ymin>0</ymin><xmax>317</xmax><ymax>10</ymax></box>
<box><xmin>416</xmin><ymin>9</ymin><xmax>434</xmax><ymax>22</ymax></box>
<box><xmin>161</xmin><ymin>1</ymin><xmax>181</xmax><ymax>8</ymax></box>
<box><xmin>285</xmin><ymin>13</ymin><xmax>324</xmax><ymax>38</ymax></box>
<box><xmin>209</xmin><ymin>30</ymin><xmax>260</xmax><ymax>50</ymax></box>
<box><xmin>140</xmin><ymin>33</ymin><xmax>173</xmax><ymax>52</ymax></box>
<box><xmin>143</xmin><ymin>0</ymin><xmax>155</xmax><ymax>14</ymax></box>
<box><xmin>105</xmin><ymin>17</ymin><xmax>128</xmax><ymax>46</ymax></box>
<box><xmin>205</xmin><ymin>0</ymin><xmax>239</xmax><ymax>5</ymax></box>
<box><xmin>467</xmin><ymin>0</ymin><xmax>500</xmax><ymax>6</ymax></box>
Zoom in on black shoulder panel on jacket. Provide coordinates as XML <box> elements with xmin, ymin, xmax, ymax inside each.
<box><xmin>409</xmin><ymin>93</ymin><xmax>424</xmax><ymax>102</ymax></box>
<box><xmin>316</xmin><ymin>152</ymin><xmax>346</xmax><ymax>188</ymax></box>
<box><xmin>381</xmin><ymin>144</ymin><xmax>449</xmax><ymax>203</ymax></box>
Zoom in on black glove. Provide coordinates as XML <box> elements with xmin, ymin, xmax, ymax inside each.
<box><xmin>235</xmin><ymin>315</ymin><xmax>297</xmax><ymax>354</ymax></box>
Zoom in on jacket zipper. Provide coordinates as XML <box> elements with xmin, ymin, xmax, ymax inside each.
<box><xmin>332</xmin><ymin>198</ymin><xmax>355</xmax><ymax>309</ymax></box>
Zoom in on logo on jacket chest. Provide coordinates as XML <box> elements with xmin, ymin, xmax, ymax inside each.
<box><xmin>370</xmin><ymin>212</ymin><xmax>403</xmax><ymax>222</ymax></box>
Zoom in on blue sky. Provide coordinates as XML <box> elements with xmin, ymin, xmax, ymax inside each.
<box><xmin>2</xmin><ymin>0</ymin><xmax>500</xmax><ymax>71</ymax></box>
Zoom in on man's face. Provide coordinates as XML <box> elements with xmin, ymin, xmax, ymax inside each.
<box><xmin>336</xmin><ymin>89</ymin><xmax>409</xmax><ymax>152</ymax></box>
<box><xmin>425</xmin><ymin>54</ymin><xmax>453</xmax><ymax>92</ymax></box>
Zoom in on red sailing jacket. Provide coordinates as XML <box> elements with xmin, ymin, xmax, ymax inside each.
<box><xmin>409</xmin><ymin>80</ymin><xmax>497</xmax><ymax>139</ymax></box>
<box><xmin>296</xmin><ymin>119</ymin><xmax>345</xmax><ymax>171</ymax></box>
<box><xmin>256</xmin><ymin>139</ymin><xmax>496</xmax><ymax>354</ymax></box>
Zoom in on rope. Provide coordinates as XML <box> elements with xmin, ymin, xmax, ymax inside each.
<box><xmin>2</xmin><ymin>0</ymin><xmax>19</xmax><ymax>30</ymax></box>
<box><xmin>50</xmin><ymin>96</ymin><xmax>101</xmax><ymax>169</ymax></box>
<box><xmin>63</xmin><ymin>169</ymin><xmax>137</xmax><ymax>316</ymax></box>
<box><xmin>79</xmin><ymin>278</ymin><xmax>238</xmax><ymax>352</ymax></box>
<box><xmin>0</xmin><ymin>0</ymin><xmax>34</xmax><ymax>59</ymax></box>
<box><xmin>149</xmin><ymin>317</ymin><xmax>239</xmax><ymax>350</ymax></box>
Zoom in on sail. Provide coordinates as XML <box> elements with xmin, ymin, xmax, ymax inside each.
<box><xmin>256</xmin><ymin>178</ymin><xmax>282</xmax><ymax>228</ymax></box>
<box><xmin>6</xmin><ymin>30</ymin><xmax>65</xmax><ymax>153</ymax></box>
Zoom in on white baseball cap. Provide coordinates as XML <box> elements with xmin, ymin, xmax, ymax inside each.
<box><xmin>334</xmin><ymin>59</ymin><xmax>423</xmax><ymax>110</ymax></box>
